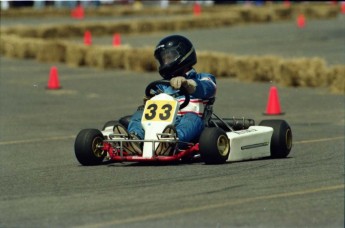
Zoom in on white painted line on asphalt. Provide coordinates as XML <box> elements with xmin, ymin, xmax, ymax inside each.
<box><xmin>0</xmin><ymin>135</ymin><xmax>75</xmax><ymax>145</ymax></box>
<box><xmin>76</xmin><ymin>184</ymin><xmax>344</xmax><ymax>228</ymax></box>
<box><xmin>294</xmin><ymin>136</ymin><xmax>344</xmax><ymax>144</ymax></box>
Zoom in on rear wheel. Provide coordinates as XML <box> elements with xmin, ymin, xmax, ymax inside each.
<box><xmin>259</xmin><ymin>120</ymin><xmax>292</xmax><ymax>158</ymax></box>
<box><xmin>102</xmin><ymin>121</ymin><xmax>118</xmax><ymax>131</ymax></box>
<box><xmin>74</xmin><ymin>129</ymin><xmax>106</xmax><ymax>166</ymax></box>
<box><xmin>199</xmin><ymin>127</ymin><xmax>230</xmax><ymax>164</ymax></box>
<box><xmin>102</xmin><ymin>116</ymin><xmax>132</xmax><ymax>130</ymax></box>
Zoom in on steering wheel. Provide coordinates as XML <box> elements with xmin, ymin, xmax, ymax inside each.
<box><xmin>145</xmin><ymin>80</ymin><xmax>190</xmax><ymax>110</ymax></box>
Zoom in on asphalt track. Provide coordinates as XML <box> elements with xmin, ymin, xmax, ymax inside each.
<box><xmin>0</xmin><ymin>16</ymin><xmax>344</xmax><ymax>228</ymax></box>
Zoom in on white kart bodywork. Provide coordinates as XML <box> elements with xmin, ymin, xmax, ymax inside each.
<box><xmin>141</xmin><ymin>93</ymin><xmax>179</xmax><ymax>158</ymax></box>
<box><xmin>226</xmin><ymin>126</ymin><xmax>273</xmax><ymax>162</ymax></box>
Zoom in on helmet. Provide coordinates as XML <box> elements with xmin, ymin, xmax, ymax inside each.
<box><xmin>154</xmin><ymin>35</ymin><xmax>197</xmax><ymax>80</ymax></box>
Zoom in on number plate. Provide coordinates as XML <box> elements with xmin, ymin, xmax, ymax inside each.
<box><xmin>142</xmin><ymin>100</ymin><xmax>178</xmax><ymax>122</ymax></box>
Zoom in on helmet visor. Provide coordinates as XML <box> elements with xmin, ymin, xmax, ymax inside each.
<box><xmin>158</xmin><ymin>48</ymin><xmax>180</xmax><ymax>65</ymax></box>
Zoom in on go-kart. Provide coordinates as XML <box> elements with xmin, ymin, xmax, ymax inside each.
<box><xmin>74</xmin><ymin>80</ymin><xmax>293</xmax><ymax>166</ymax></box>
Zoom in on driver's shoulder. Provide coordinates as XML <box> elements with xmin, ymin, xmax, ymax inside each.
<box><xmin>192</xmin><ymin>72</ymin><xmax>216</xmax><ymax>84</ymax></box>
<box><xmin>189</xmin><ymin>70</ymin><xmax>214</xmax><ymax>79</ymax></box>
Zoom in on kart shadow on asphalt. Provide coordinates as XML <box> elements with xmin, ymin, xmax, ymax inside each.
<box><xmin>104</xmin><ymin>160</ymin><xmax>199</xmax><ymax>167</ymax></box>
<box><xmin>101</xmin><ymin>156</ymin><xmax>293</xmax><ymax>167</ymax></box>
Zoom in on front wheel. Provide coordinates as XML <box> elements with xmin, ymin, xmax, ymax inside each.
<box><xmin>199</xmin><ymin>127</ymin><xmax>230</xmax><ymax>164</ymax></box>
<box><xmin>74</xmin><ymin>129</ymin><xmax>106</xmax><ymax>166</ymax></box>
<box><xmin>259</xmin><ymin>119</ymin><xmax>292</xmax><ymax>158</ymax></box>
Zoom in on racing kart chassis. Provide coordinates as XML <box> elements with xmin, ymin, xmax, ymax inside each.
<box><xmin>75</xmin><ymin>115</ymin><xmax>292</xmax><ymax>166</ymax></box>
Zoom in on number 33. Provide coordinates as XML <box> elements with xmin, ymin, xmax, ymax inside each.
<box><xmin>144</xmin><ymin>103</ymin><xmax>173</xmax><ymax>121</ymax></box>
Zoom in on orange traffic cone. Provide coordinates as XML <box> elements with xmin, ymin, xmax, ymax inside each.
<box><xmin>341</xmin><ymin>3</ymin><xmax>345</xmax><ymax>14</ymax></box>
<box><xmin>296</xmin><ymin>14</ymin><xmax>306</xmax><ymax>28</ymax></box>
<box><xmin>112</xmin><ymin>33</ymin><xmax>121</xmax><ymax>46</ymax></box>
<box><xmin>71</xmin><ymin>5</ymin><xmax>84</xmax><ymax>19</ymax></box>
<box><xmin>84</xmin><ymin>30</ymin><xmax>92</xmax><ymax>46</ymax></box>
<box><xmin>46</xmin><ymin>66</ymin><xmax>61</xmax><ymax>90</ymax></box>
<box><xmin>193</xmin><ymin>2</ymin><xmax>201</xmax><ymax>16</ymax></box>
<box><xmin>283</xmin><ymin>0</ymin><xmax>291</xmax><ymax>8</ymax></box>
<box><xmin>264</xmin><ymin>86</ymin><xmax>284</xmax><ymax>115</ymax></box>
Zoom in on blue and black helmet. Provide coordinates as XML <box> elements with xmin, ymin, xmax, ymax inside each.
<box><xmin>154</xmin><ymin>35</ymin><xmax>197</xmax><ymax>80</ymax></box>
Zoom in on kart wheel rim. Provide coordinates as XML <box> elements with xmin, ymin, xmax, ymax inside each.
<box><xmin>217</xmin><ymin>135</ymin><xmax>230</xmax><ymax>156</ymax></box>
<box><xmin>92</xmin><ymin>136</ymin><xmax>104</xmax><ymax>158</ymax></box>
<box><xmin>285</xmin><ymin>128</ymin><xmax>292</xmax><ymax>150</ymax></box>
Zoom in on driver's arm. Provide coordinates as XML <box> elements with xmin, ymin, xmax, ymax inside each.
<box><xmin>193</xmin><ymin>76</ymin><xmax>216</xmax><ymax>99</ymax></box>
<box><xmin>188</xmin><ymin>73</ymin><xmax>216</xmax><ymax>99</ymax></box>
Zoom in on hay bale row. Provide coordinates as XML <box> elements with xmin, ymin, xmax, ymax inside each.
<box><xmin>0</xmin><ymin>3</ymin><xmax>339</xmax><ymax>19</ymax></box>
<box><xmin>1</xmin><ymin>3</ymin><xmax>340</xmax><ymax>39</ymax></box>
<box><xmin>0</xmin><ymin>13</ymin><xmax>257</xmax><ymax>39</ymax></box>
<box><xmin>1</xmin><ymin>34</ymin><xmax>343</xmax><ymax>93</ymax></box>
<box><xmin>0</xmin><ymin>5</ymin><xmax>196</xmax><ymax>18</ymax></box>
<box><xmin>196</xmin><ymin>51</ymin><xmax>344</xmax><ymax>93</ymax></box>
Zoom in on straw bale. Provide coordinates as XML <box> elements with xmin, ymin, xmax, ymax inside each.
<box><xmin>277</xmin><ymin>57</ymin><xmax>329</xmax><ymax>88</ymax></box>
<box><xmin>195</xmin><ymin>52</ymin><xmax>215</xmax><ymax>75</ymax></box>
<box><xmin>24</xmin><ymin>39</ymin><xmax>42</xmax><ymax>58</ymax></box>
<box><xmin>80</xmin><ymin>24</ymin><xmax>109</xmax><ymax>37</ymax></box>
<box><xmin>299</xmin><ymin>4</ymin><xmax>339</xmax><ymax>19</ymax></box>
<box><xmin>124</xmin><ymin>47</ymin><xmax>156</xmax><ymax>72</ymax></box>
<box><xmin>36</xmin><ymin>26</ymin><xmax>60</xmax><ymax>39</ymax></box>
<box><xmin>35</xmin><ymin>40</ymin><xmax>66</xmax><ymax>63</ymax></box>
<box><xmin>16</xmin><ymin>37</ymin><xmax>41</xmax><ymax>58</ymax></box>
<box><xmin>105</xmin><ymin>22</ymin><xmax>133</xmax><ymax>35</ymax></box>
<box><xmin>0</xmin><ymin>35</ymin><xmax>40</xmax><ymax>58</ymax></box>
<box><xmin>294</xmin><ymin>57</ymin><xmax>327</xmax><ymax>87</ymax></box>
<box><xmin>233</xmin><ymin>56</ymin><xmax>259</xmax><ymax>82</ymax></box>
<box><xmin>1</xmin><ymin>35</ymin><xmax>21</xmax><ymax>57</ymax></box>
<box><xmin>10</xmin><ymin>26</ymin><xmax>38</xmax><ymax>38</ymax></box>
<box><xmin>327</xmin><ymin>65</ymin><xmax>345</xmax><ymax>94</ymax></box>
<box><xmin>238</xmin><ymin>8</ymin><xmax>274</xmax><ymax>23</ymax></box>
<box><xmin>273</xmin><ymin>6</ymin><xmax>293</xmax><ymax>20</ymax></box>
<box><xmin>253</xmin><ymin>56</ymin><xmax>281</xmax><ymax>82</ymax></box>
<box><xmin>103</xmin><ymin>45</ymin><xmax>132</xmax><ymax>69</ymax></box>
<box><xmin>65</xmin><ymin>43</ymin><xmax>88</xmax><ymax>67</ymax></box>
<box><xmin>196</xmin><ymin>52</ymin><xmax>235</xmax><ymax>78</ymax></box>
<box><xmin>83</xmin><ymin>45</ymin><xmax>133</xmax><ymax>69</ymax></box>
<box><xmin>0</xmin><ymin>7</ymin><xmax>70</xmax><ymax>17</ymax></box>
<box><xmin>215</xmin><ymin>13</ymin><xmax>242</xmax><ymax>26</ymax></box>
<box><xmin>277</xmin><ymin>59</ymin><xmax>301</xmax><ymax>87</ymax></box>
<box><xmin>221</xmin><ymin>55</ymin><xmax>239</xmax><ymax>78</ymax></box>
<box><xmin>134</xmin><ymin>21</ymin><xmax>156</xmax><ymax>34</ymax></box>
<box><xmin>152</xmin><ymin>19</ymin><xmax>180</xmax><ymax>33</ymax></box>
<box><xmin>84</xmin><ymin>46</ymin><xmax>104</xmax><ymax>68</ymax></box>
<box><xmin>53</xmin><ymin>25</ymin><xmax>78</xmax><ymax>38</ymax></box>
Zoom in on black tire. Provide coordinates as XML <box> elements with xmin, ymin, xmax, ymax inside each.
<box><xmin>74</xmin><ymin>129</ymin><xmax>106</xmax><ymax>166</ymax></box>
<box><xmin>199</xmin><ymin>127</ymin><xmax>230</xmax><ymax>164</ymax></box>
<box><xmin>259</xmin><ymin>119</ymin><xmax>292</xmax><ymax>158</ymax></box>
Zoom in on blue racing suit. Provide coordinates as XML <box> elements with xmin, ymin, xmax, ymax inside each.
<box><xmin>128</xmin><ymin>69</ymin><xmax>216</xmax><ymax>144</ymax></box>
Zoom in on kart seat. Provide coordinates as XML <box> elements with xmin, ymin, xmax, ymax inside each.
<box><xmin>118</xmin><ymin>105</ymin><xmax>145</xmax><ymax>129</ymax></box>
<box><xmin>202</xmin><ymin>97</ymin><xmax>215</xmax><ymax>127</ymax></box>
<box><xmin>119</xmin><ymin>115</ymin><xmax>132</xmax><ymax>129</ymax></box>
<box><xmin>202</xmin><ymin>97</ymin><xmax>255</xmax><ymax>131</ymax></box>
